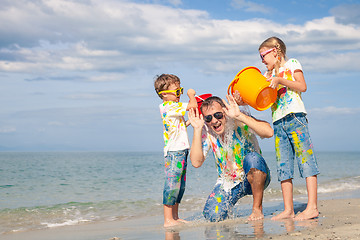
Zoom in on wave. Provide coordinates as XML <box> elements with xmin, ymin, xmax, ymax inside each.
<box><xmin>0</xmin><ymin>198</ymin><xmax>164</xmax><ymax>235</ymax></box>
<box><xmin>317</xmin><ymin>176</ymin><xmax>360</xmax><ymax>194</ymax></box>
<box><xmin>41</xmin><ymin>219</ymin><xmax>91</xmax><ymax>228</ymax></box>
<box><xmin>261</xmin><ymin>176</ymin><xmax>360</xmax><ymax>199</ymax></box>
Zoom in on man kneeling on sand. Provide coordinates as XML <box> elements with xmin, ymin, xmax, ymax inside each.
<box><xmin>188</xmin><ymin>95</ymin><xmax>273</xmax><ymax>221</ymax></box>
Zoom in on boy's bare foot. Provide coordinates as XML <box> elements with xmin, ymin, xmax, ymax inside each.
<box><xmin>248</xmin><ymin>208</ymin><xmax>264</xmax><ymax>221</ymax></box>
<box><xmin>271</xmin><ymin>210</ymin><xmax>295</xmax><ymax>220</ymax></box>
<box><xmin>294</xmin><ymin>208</ymin><xmax>319</xmax><ymax>221</ymax></box>
<box><xmin>164</xmin><ymin>219</ymin><xmax>183</xmax><ymax>228</ymax></box>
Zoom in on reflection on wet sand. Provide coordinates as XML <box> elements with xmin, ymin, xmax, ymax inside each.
<box><xmin>164</xmin><ymin>217</ymin><xmax>319</xmax><ymax>240</ymax></box>
<box><xmin>165</xmin><ymin>230</ymin><xmax>180</xmax><ymax>240</ymax></box>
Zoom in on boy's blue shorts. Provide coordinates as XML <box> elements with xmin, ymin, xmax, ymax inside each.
<box><xmin>163</xmin><ymin>149</ymin><xmax>188</xmax><ymax>205</ymax></box>
<box><xmin>273</xmin><ymin>113</ymin><xmax>320</xmax><ymax>181</ymax></box>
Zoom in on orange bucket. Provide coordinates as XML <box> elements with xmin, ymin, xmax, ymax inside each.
<box><xmin>227</xmin><ymin>66</ymin><xmax>277</xmax><ymax>111</ymax></box>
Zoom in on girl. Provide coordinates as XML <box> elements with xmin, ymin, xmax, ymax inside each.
<box><xmin>259</xmin><ymin>37</ymin><xmax>320</xmax><ymax>221</ymax></box>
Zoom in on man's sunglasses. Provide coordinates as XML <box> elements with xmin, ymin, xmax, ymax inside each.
<box><xmin>204</xmin><ymin>112</ymin><xmax>224</xmax><ymax>123</ymax></box>
<box><xmin>260</xmin><ymin>48</ymin><xmax>275</xmax><ymax>61</ymax></box>
<box><xmin>158</xmin><ymin>87</ymin><xmax>184</xmax><ymax>97</ymax></box>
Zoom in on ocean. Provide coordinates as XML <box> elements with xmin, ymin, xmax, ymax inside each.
<box><xmin>1</xmin><ymin>151</ymin><xmax>360</xmax><ymax>235</ymax></box>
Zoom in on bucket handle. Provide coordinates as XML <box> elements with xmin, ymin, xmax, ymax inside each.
<box><xmin>227</xmin><ymin>76</ymin><xmax>239</xmax><ymax>95</ymax></box>
<box><xmin>228</xmin><ymin>66</ymin><xmax>262</xmax><ymax>95</ymax></box>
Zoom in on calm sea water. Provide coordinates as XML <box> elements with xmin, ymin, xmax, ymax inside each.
<box><xmin>0</xmin><ymin>151</ymin><xmax>359</xmax><ymax>234</ymax></box>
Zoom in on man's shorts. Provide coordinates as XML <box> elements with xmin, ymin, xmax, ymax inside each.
<box><xmin>203</xmin><ymin>152</ymin><xmax>271</xmax><ymax>222</ymax></box>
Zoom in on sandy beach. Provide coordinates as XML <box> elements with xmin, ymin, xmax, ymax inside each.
<box><xmin>270</xmin><ymin>198</ymin><xmax>360</xmax><ymax>240</ymax></box>
<box><xmin>1</xmin><ymin>197</ymin><xmax>359</xmax><ymax>240</ymax></box>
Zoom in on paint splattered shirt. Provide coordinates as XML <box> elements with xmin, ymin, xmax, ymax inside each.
<box><xmin>270</xmin><ymin>58</ymin><xmax>307</xmax><ymax>122</ymax></box>
<box><xmin>159</xmin><ymin>101</ymin><xmax>190</xmax><ymax>156</ymax></box>
<box><xmin>202</xmin><ymin>119</ymin><xmax>261</xmax><ymax>191</ymax></box>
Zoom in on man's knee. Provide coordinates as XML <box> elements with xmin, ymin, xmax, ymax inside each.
<box><xmin>247</xmin><ymin>168</ymin><xmax>267</xmax><ymax>182</ymax></box>
<box><xmin>243</xmin><ymin>152</ymin><xmax>271</xmax><ymax>194</ymax></box>
<box><xmin>243</xmin><ymin>152</ymin><xmax>268</xmax><ymax>175</ymax></box>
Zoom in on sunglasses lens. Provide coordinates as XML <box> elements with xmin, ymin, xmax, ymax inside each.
<box><xmin>204</xmin><ymin>112</ymin><xmax>223</xmax><ymax>123</ymax></box>
<box><xmin>204</xmin><ymin>115</ymin><xmax>212</xmax><ymax>123</ymax></box>
<box><xmin>175</xmin><ymin>88</ymin><xmax>183</xmax><ymax>96</ymax></box>
<box><xmin>214</xmin><ymin>112</ymin><xmax>223</xmax><ymax>120</ymax></box>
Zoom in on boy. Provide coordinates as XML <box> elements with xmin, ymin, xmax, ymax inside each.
<box><xmin>154</xmin><ymin>74</ymin><xmax>197</xmax><ymax>227</ymax></box>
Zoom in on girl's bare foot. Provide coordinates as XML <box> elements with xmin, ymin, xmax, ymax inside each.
<box><xmin>294</xmin><ymin>208</ymin><xmax>319</xmax><ymax>221</ymax></box>
<box><xmin>271</xmin><ymin>210</ymin><xmax>295</xmax><ymax>220</ymax></box>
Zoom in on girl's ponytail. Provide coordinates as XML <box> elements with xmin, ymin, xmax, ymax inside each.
<box><xmin>274</xmin><ymin>43</ymin><xmax>282</xmax><ymax>77</ymax></box>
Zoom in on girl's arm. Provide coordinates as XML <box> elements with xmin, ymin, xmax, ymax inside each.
<box><xmin>268</xmin><ymin>69</ymin><xmax>307</xmax><ymax>92</ymax></box>
<box><xmin>223</xmin><ymin>95</ymin><xmax>273</xmax><ymax>138</ymax></box>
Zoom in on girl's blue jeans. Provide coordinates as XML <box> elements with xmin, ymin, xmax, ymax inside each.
<box><xmin>273</xmin><ymin>113</ymin><xmax>320</xmax><ymax>181</ymax></box>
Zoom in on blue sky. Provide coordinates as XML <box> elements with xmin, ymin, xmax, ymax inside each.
<box><xmin>0</xmin><ymin>0</ymin><xmax>359</xmax><ymax>151</ymax></box>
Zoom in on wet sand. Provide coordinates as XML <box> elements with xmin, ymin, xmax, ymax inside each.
<box><xmin>1</xmin><ymin>198</ymin><xmax>360</xmax><ymax>240</ymax></box>
<box><xmin>269</xmin><ymin>198</ymin><xmax>360</xmax><ymax>239</ymax></box>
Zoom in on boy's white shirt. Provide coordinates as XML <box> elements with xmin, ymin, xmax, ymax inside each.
<box><xmin>159</xmin><ymin>101</ymin><xmax>189</xmax><ymax>156</ymax></box>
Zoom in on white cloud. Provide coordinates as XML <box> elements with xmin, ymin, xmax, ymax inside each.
<box><xmin>0</xmin><ymin>126</ymin><xmax>16</xmax><ymax>133</ymax></box>
<box><xmin>167</xmin><ymin>0</ymin><xmax>182</xmax><ymax>7</ymax></box>
<box><xmin>0</xmin><ymin>0</ymin><xmax>359</xmax><ymax>77</ymax></box>
<box><xmin>65</xmin><ymin>93</ymin><xmax>105</xmax><ymax>100</ymax></box>
<box><xmin>63</xmin><ymin>90</ymin><xmax>125</xmax><ymax>100</ymax></box>
<box><xmin>331</xmin><ymin>4</ymin><xmax>360</xmax><ymax>25</ymax></box>
<box><xmin>0</xmin><ymin>0</ymin><xmax>358</xmax><ymax>151</ymax></box>
<box><xmin>230</xmin><ymin>0</ymin><xmax>270</xmax><ymax>14</ymax></box>
<box><xmin>88</xmin><ymin>73</ymin><xmax>125</xmax><ymax>82</ymax></box>
<box><xmin>48</xmin><ymin>121</ymin><xmax>64</xmax><ymax>126</ymax></box>
<box><xmin>309</xmin><ymin>106</ymin><xmax>360</xmax><ymax>115</ymax></box>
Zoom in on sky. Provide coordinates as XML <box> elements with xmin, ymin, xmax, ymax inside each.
<box><xmin>0</xmin><ymin>0</ymin><xmax>359</xmax><ymax>152</ymax></box>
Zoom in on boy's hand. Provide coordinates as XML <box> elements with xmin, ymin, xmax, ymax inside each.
<box><xmin>188</xmin><ymin>108</ymin><xmax>204</xmax><ymax>130</ymax></box>
<box><xmin>186</xmin><ymin>89</ymin><xmax>197</xmax><ymax>110</ymax></box>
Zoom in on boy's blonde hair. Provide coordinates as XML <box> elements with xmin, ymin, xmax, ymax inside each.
<box><xmin>154</xmin><ymin>74</ymin><xmax>181</xmax><ymax>99</ymax></box>
<box><xmin>259</xmin><ymin>36</ymin><xmax>287</xmax><ymax>77</ymax></box>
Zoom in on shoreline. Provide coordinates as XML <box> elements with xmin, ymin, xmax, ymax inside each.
<box><xmin>1</xmin><ymin>197</ymin><xmax>360</xmax><ymax>240</ymax></box>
